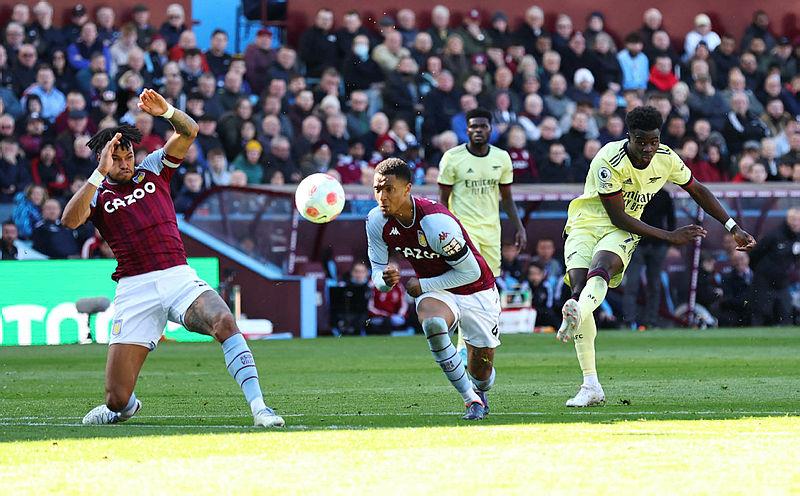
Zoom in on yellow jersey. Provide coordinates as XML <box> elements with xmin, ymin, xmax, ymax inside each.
<box><xmin>437</xmin><ymin>144</ymin><xmax>514</xmax><ymax>244</ymax></box>
<box><xmin>565</xmin><ymin>139</ymin><xmax>692</xmax><ymax>233</ymax></box>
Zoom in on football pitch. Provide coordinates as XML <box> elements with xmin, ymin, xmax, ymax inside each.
<box><xmin>1</xmin><ymin>328</ymin><xmax>798</xmax><ymax>494</ymax></box>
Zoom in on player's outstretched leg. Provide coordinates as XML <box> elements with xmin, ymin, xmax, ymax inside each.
<box><xmin>83</xmin><ymin>344</ymin><xmax>147</xmax><ymax>425</ymax></box>
<box><xmin>184</xmin><ymin>292</ymin><xmax>284</xmax><ymax>427</ymax></box>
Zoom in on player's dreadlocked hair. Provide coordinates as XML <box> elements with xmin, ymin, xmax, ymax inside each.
<box><xmin>375</xmin><ymin>157</ymin><xmax>413</xmax><ymax>183</ymax></box>
<box><xmin>85</xmin><ymin>125</ymin><xmax>142</xmax><ymax>157</ymax></box>
<box><xmin>625</xmin><ymin>105</ymin><xmax>663</xmax><ymax>132</ymax></box>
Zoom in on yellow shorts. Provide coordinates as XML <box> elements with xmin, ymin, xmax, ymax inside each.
<box><xmin>472</xmin><ymin>236</ymin><xmax>501</xmax><ymax>277</ymax></box>
<box><xmin>563</xmin><ymin>226</ymin><xmax>640</xmax><ymax>288</ymax></box>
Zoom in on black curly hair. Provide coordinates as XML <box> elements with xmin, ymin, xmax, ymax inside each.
<box><xmin>375</xmin><ymin>157</ymin><xmax>412</xmax><ymax>183</ymax></box>
<box><xmin>85</xmin><ymin>124</ymin><xmax>142</xmax><ymax>157</ymax></box>
<box><xmin>625</xmin><ymin>105</ymin><xmax>663</xmax><ymax>132</ymax></box>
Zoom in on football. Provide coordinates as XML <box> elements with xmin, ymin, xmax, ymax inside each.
<box><xmin>294</xmin><ymin>173</ymin><xmax>346</xmax><ymax>223</ymax></box>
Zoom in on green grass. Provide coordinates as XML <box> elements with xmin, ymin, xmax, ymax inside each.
<box><xmin>1</xmin><ymin>328</ymin><xmax>799</xmax><ymax>494</ymax></box>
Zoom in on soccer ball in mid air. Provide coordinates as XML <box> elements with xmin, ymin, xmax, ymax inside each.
<box><xmin>294</xmin><ymin>173</ymin><xmax>346</xmax><ymax>223</ymax></box>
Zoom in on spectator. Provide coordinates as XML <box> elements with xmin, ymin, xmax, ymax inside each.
<box><xmin>335</xmin><ymin>10</ymin><xmax>373</xmax><ymax>62</ymax></box>
<box><xmin>367</xmin><ymin>261</ymin><xmax>410</xmax><ymax>334</ymax></box>
<box><xmin>80</xmin><ymin>228</ymin><xmax>114</xmax><ymax>259</ymax></box>
<box><xmin>560</xmin><ymin>111</ymin><xmax>591</xmax><ymax>159</ymax></box>
<box><xmin>680</xmin><ymin>137</ymin><xmax>723</xmax><ymax>182</ymax></box>
<box><xmin>684</xmin><ymin>13</ymin><xmax>721</xmax><ymax>62</ymax></box>
<box><xmin>130</xmin><ymin>4</ymin><xmax>155</xmax><ymax>49</ymax></box>
<box><xmin>32</xmin><ymin>199</ymin><xmax>82</xmax><ymax>258</ymax></box>
<box><xmin>342</xmin><ymin>34</ymin><xmax>385</xmax><ymax>95</ymax></box>
<box><xmin>173</xmin><ymin>171</ymin><xmax>204</xmax><ymax>214</ymax></box>
<box><xmin>95</xmin><ymin>6</ymin><xmax>118</xmax><ymax>48</ymax></box>
<box><xmin>524</xmin><ymin>261</ymin><xmax>559</xmax><ymax>328</ymax></box>
<box><xmin>67</xmin><ymin>22</ymin><xmax>110</xmax><ymax>72</ymax></box>
<box><xmin>200</xmin><ymin>148</ymin><xmax>230</xmax><ymax>187</ymax></box>
<box><xmin>759</xmin><ymin>73</ymin><xmax>800</xmax><ymax>117</ymax></box>
<box><xmin>11</xmin><ymin>43</ymin><xmax>39</xmax><ymax>95</ymax></box>
<box><xmin>267</xmin><ymin>47</ymin><xmax>298</xmax><ymax>83</ymax></box>
<box><xmin>383</xmin><ymin>57</ymin><xmax>422</xmax><ymax>123</ymax></box>
<box><xmin>738</xmin><ymin>51</ymin><xmax>763</xmax><ymax>92</ymax></box>
<box><xmin>531</xmin><ymin>116</ymin><xmax>562</xmax><ymax>164</ymax></box>
<box><xmin>590</xmin><ymin>33</ymin><xmax>622</xmax><ymax>93</ymax></box>
<box><xmin>28</xmin><ymin>1</ymin><xmax>64</xmax><ymax>57</ymax></box>
<box><xmin>718</xmin><ymin>251</ymin><xmax>753</xmax><ymax>326</ymax></box>
<box><xmin>134</xmin><ymin>113</ymin><xmax>166</xmax><ymax>153</ymax></box>
<box><xmin>456</xmin><ymin>9</ymin><xmax>491</xmax><ymax>57</ymax></box>
<box><xmin>720</xmin><ymin>68</ymin><xmax>763</xmax><ymax>116</ymax></box>
<box><xmin>396</xmin><ymin>9</ymin><xmax>419</xmax><ymax>49</ymax></box>
<box><xmin>723</xmin><ymin>91</ymin><xmax>770</xmax><ymax>155</ymax></box>
<box><xmin>30</xmin><ymin>143</ymin><xmax>69</xmax><ymax>197</ymax></box>
<box><xmin>648</xmin><ymin>55</ymin><xmax>679</xmax><ymax>93</ymax></box>
<box><xmin>513</xmin><ymin>6</ymin><xmax>547</xmax><ymax>56</ymax></box>
<box><xmin>749</xmin><ymin>207</ymin><xmax>800</xmax><ymax>326</ymax></box>
<box><xmin>568</xmin><ymin>69</ymin><xmax>600</xmax><ymax>108</ymax></box>
<box><xmin>617</xmin><ymin>32</ymin><xmax>649</xmax><ymax>92</ymax></box>
<box><xmin>646</xmin><ymin>30</ymin><xmax>680</xmax><ymax>70</ymax></box>
<box><xmin>551</xmin><ymin>14</ymin><xmax>574</xmax><ymax>51</ymax></box>
<box><xmin>335</xmin><ymin>138</ymin><xmax>367</xmax><ymax>185</ymax></box>
<box><xmin>0</xmin><ymin>139</ymin><xmax>31</xmax><ymax>204</ymax></box>
<box><xmin>658</xmin><ymin>115</ymin><xmax>685</xmax><ymax>149</ymax></box>
<box><xmin>19</xmin><ymin>64</ymin><xmax>65</xmax><ymax>124</ymax></box>
<box><xmin>205</xmin><ymin>29</ymin><xmax>231</xmax><ymax>79</ymax></box>
<box><xmin>231</xmin><ymin>140</ymin><xmax>265</xmax><ymax>184</ymax></box>
<box><xmin>543</xmin><ymin>73</ymin><xmax>574</xmax><ymax>121</ymax></box>
<box><xmin>264</xmin><ymin>135</ymin><xmax>300</xmax><ymax>183</ymax></box>
<box><xmin>741</xmin><ymin>10</ymin><xmax>776</xmax><ymax>52</ymax></box>
<box><xmin>159</xmin><ymin>3</ymin><xmax>187</xmax><ymax>49</ymax></box>
<box><xmin>1</xmin><ymin>220</ymin><xmax>19</xmax><ymax>260</ymax></box>
<box><xmin>12</xmin><ymin>183</ymin><xmax>46</xmax><ymax>239</ymax></box>
<box><xmin>497</xmin><ymin>242</ymin><xmax>524</xmax><ymax>290</ymax></box>
<box><xmin>244</xmin><ymin>29</ymin><xmax>275</xmax><ymax>97</ymax></box>
<box><xmin>299</xmin><ymin>8</ymin><xmax>338</xmax><ymax>78</ymax></box>
<box><xmin>688</xmin><ymin>75</ymin><xmax>729</xmax><ymax>131</ymax></box>
<box><xmin>761</xmin><ymin>98</ymin><xmax>793</xmax><ymax>138</ymax></box>
<box><xmin>427</xmin><ymin>5</ymin><xmax>453</xmax><ymax>54</ymax></box>
<box><xmin>218</xmin><ymin>96</ymin><xmax>253</xmax><ymax>159</ymax></box>
<box><xmin>372</xmin><ymin>31</ymin><xmax>411</xmax><ymax>74</ymax></box>
<box><xmin>4</xmin><ymin>22</ymin><xmax>26</xmax><ymax>63</ymax></box>
<box><xmin>531</xmin><ymin>238</ymin><xmax>564</xmax><ymax>287</ymax></box>
<box><xmin>516</xmin><ymin>93</ymin><xmax>546</xmax><ymax>141</ymax></box>
<box><xmin>539</xmin><ymin>142</ymin><xmax>572</xmax><ymax>183</ymax></box>
<box><xmin>300</xmin><ymin>142</ymin><xmax>333</xmax><ymax>177</ymax></box>
<box><xmin>639</xmin><ymin>8</ymin><xmax>663</xmax><ymax>52</ymax></box>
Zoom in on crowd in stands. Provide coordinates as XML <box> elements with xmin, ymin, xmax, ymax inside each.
<box><xmin>0</xmin><ymin>4</ymin><xmax>797</xmax><ymax>273</ymax></box>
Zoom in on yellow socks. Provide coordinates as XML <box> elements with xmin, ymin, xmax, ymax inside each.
<box><xmin>573</xmin><ymin>314</ymin><xmax>598</xmax><ymax>381</ymax></box>
<box><xmin>578</xmin><ymin>269</ymin><xmax>610</xmax><ymax>322</ymax></box>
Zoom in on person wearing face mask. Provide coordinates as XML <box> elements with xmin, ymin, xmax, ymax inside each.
<box><xmin>342</xmin><ymin>34</ymin><xmax>385</xmax><ymax>95</ymax></box>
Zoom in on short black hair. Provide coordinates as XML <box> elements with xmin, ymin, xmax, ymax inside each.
<box><xmin>375</xmin><ymin>157</ymin><xmax>412</xmax><ymax>183</ymax></box>
<box><xmin>466</xmin><ymin>108</ymin><xmax>492</xmax><ymax>123</ymax></box>
<box><xmin>86</xmin><ymin>124</ymin><xmax>142</xmax><ymax>157</ymax></box>
<box><xmin>625</xmin><ymin>105</ymin><xmax>663</xmax><ymax>132</ymax></box>
<box><xmin>212</xmin><ymin>29</ymin><xmax>228</xmax><ymax>37</ymax></box>
<box><xmin>624</xmin><ymin>32</ymin><xmax>643</xmax><ymax>44</ymax></box>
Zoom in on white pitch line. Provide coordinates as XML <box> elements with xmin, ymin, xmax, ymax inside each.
<box><xmin>0</xmin><ymin>422</ymin><xmax>319</xmax><ymax>430</ymax></box>
<box><xmin>0</xmin><ymin>411</ymin><xmax>797</xmax><ymax>422</ymax></box>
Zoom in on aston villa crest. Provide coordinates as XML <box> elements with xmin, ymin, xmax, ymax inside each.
<box><xmin>417</xmin><ymin>230</ymin><xmax>428</xmax><ymax>247</ymax></box>
<box><xmin>132</xmin><ymin>171</ymin><xmax>146</xmax><ymax>184</ymax></box>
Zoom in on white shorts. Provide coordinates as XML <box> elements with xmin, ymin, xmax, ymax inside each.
<box><xmin>110</xmin><ymin>264</ymin><xmax>213</xmax><ymax>350</ymax></box>
<box><xmin>415</xmin><ymin>287</ymin><xmax>501</xmax><ymax>348</ymax></box>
